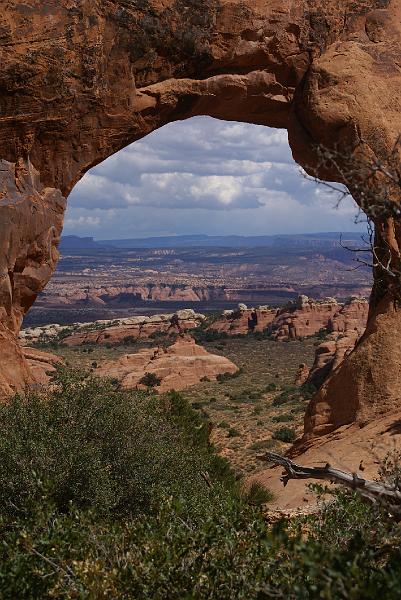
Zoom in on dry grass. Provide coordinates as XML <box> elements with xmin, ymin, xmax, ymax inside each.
<box><xmin>46</xmin><ymin>335</ymin><xmax>317</xmax><ymax>478</ymax></box>
<box><xmin>175</xmin><ymin>336</ymin><xmax>317</xmax><ymax>477</ymax></box>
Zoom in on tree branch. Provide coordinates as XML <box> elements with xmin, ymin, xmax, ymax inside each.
<box><xmin>263</xmin><ymin>452</ymin><xmax>401</xmax><ymax>517</ymax></box>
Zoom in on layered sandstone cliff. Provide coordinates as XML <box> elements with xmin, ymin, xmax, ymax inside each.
<box><xmin>209</xmin><ymin>305</ymin><xmax>277</xmax><ymax>335</ymax></box>
<box><xmin>209</xmin><ymin>296</ymin><xmax>369</xmax><ymax>343</ymax></box>
<box><xmin>39</xmin><ymin>284</ymin><xmax>224</xmax><ymax>307</ymax></box>
<box><xmin>306</xmin><ymin>298</ymin><xmax>369</xmax><ymax>389</ymax></box>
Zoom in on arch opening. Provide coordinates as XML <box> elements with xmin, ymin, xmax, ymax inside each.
<box><xmin>1</xmin><ymin>0</ymin><xmax>401</xmax><ymax>450</ymax></box>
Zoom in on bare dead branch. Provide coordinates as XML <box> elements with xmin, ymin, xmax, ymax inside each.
<box><xmin>263</xmin><ymin>452</ymin><xmax>401</xmax><ymax>517</ymax></box>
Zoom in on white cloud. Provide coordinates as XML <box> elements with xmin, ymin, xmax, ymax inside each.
<box><xmin>65</xmin><ymin>215</ymin><xmax>101</xmax><ymax>227</ymax></box>
<box><xmin>65</xmin><ymin>116</ymin><xmax>363</xmax><ymax>238</ymax></box>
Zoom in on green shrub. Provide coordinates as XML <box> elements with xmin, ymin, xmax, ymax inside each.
<box><xmin>150</xmin><ymin>331</ymin><xmax>167</xmax><ymax>340</ymax></box>
<box><xmin>217</xmin><ymin>369</ymin><xmax>242</xmax><ymax>383</ymax></box>
<box><xmin>3</xmin><ymin>373</ymin><xmax>401</xmax><ymax>597</ymax></box>
<box><xmin>228</xmin><ymin>428</ymin><xmax>240</xmax><ymax>438</ymax></box>
<box><xmin>272</xmin><ymin>426</ymin><xmax>296</xmax><ymax>443</ymax></box>
<box><xmin>0</xmin><ymin>372</ymin><xmax>233</xmax><ymax>521</ymax></box>
<box><xmin>139</xmin><ymin>372</ymin><xmax>161</xmax><ymax>388</ymax></box>
<box><xmin>272</xmin><ymin>392</ymin><xmax>291</xmax><ymax>407</ymax></box>
<box><xmin>272</xmin><ymin>413</ymin><xmax>295</xmax><ymax>423</ymax></box>
<box><xmin>193</xmin><ymin>329</ymin><xmax>229</xmax><ymax>343</ymax></box>
<box><xmin>242</xmin><ymin>481</ymin><xmax>274</xmax><ymax>506</ymax></box>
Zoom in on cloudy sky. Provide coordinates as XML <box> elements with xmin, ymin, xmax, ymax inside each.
<box><xmin>65</xmin><ymin>117</ymin><xmax>365</xmax><ymax>240</ymax></box>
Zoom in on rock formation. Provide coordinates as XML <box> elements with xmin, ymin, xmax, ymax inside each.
<box><xmin>22</xmin><ymin>347</ymin><xmax>64</xmax><ymax>387</ymax></box>
<box><xmin>295</xmin><ymin>363</ymin><xmax>310</xmax><ymax>386</ymax></box>
<box><xmin>95</xmin><ymin>335</ymin><xmax>238</xmax><ymax>393</ymax></box>
<box><xmin>63</xmin><ymin>310</ymin><xmax>204</xmax><ymax>346</ymax></box>
<box><xmin>306</xmin><ymin>298</ymin><xmax>369</xmax><ymax>389</ymax></box>
<box><xmin>208</xmin><ymin>297</ymin><xmax>369</xmax><ymax>343</ymax></box>
<box><xmin>1</xmin><ymin>1</ymin><xmax>401</xmax><ymax>443</ymax></box>
<box><xmin>271</xmin><ymin>296</ymin><xmax>340</xmax><ymax>341</ymax></box>
<box><xmin>39</xmin><ymin>284</ymin><xmax>224</xmax><ymax>307</ymax></box>
<box><xmin>20</xmin><ymin>309</ymin><xmax>205</xmax><ymax>345</ymax></box>
<box><xmin>209</xmin><ymin>305</ymin><xmax>277</xmax><ymax>335</ymax></box>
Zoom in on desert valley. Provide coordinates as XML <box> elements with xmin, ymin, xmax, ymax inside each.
<box><xmin>3</xmin><ymin>1</ymin><xmax>401</xmax><ymax>597</ymax></box>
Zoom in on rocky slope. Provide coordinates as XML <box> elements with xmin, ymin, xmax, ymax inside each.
<box><xmin>306</xmin><ymin>298</ymin><xmax>369</xmax><ymax>389</ymax></box>
<box><xmin>22</xmin><ymin>347</ymin><xmax>64</xmax><ymax>387</ymax></box>
<box><xmin>96</xmin><ymin>335</ymin><xmax>238</xmax><ymax>393</ymax></box>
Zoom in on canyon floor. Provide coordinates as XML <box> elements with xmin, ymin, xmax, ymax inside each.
<box><xmin>34</xmin><ymin>331</ymin><xmax>317</xmax><ymax>480</ymax></box>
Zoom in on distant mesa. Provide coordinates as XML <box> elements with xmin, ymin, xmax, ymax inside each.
<box><xmin>59</xmin><ymin>236</ymin><xmax>104</xmax><ymax>251</ymax></box>
<box><xmin>60</xmin><ymin>233</ymin><xmax>365</xmax><ymax>251</ymax></box>
<box><xmin>95</xmin><ymin>335</ymin><xmax>238</xmax><ymax>393</ymax></box>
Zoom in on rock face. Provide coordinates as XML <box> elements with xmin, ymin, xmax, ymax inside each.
<box><xmin>209</xmin><ymin>297</ymin><xmax>369</xmax><ymax>344</ymax></box>
<box><xmin>306</xmin><ymin>298</ymin><xmax>369</xmax><ymax>389</ymax></box>
<box><xmin>62</xmin><ymin>310</ymin><xmax>205</xmax><ymax>346</ymax></box>
<box><xmin>0</xmin><ymin>160</ymin><xmax>65</xmax><ymax>396</ymax></box>
<box><xmin>295</xmin><ymin>363</ymin><xmax>310</xmax><ymax>386</ymax></box>
<box><xmin>20</xmin><ymin>309</ymin><xmax>205</xmax><ymax>346</ymax></box>
<box><xmin>209</xmin><ymin>305</ymin><xmax>277</xmax><ymax>335</ymax></box>
<box><xmin>40</xmin><ymin>284</ymin><xmax>224</xmax><ymax>307</ymax></box>
<box><xmin>1</xmin><ymin>1</ymin><xmax>401</xmax><ymax>443</ymax></box>
<box><xmin>271</xmin><ymin>296</ymin><xmax>340</xmax><ymax>341</ymax></box>
<box><xmin>96</xmin><ymin>335</ymin><xmax>238</xmax><ymax>393</ymax></box>
<box><xmin>22</xmin><ymin>347</ymin><xmax>64</xmax><ymax>387</ymax></box>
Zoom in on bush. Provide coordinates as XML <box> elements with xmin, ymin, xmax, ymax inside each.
<box><xmin>272</xmin><ymin>413</ymin><xmax>295</xmax><ymax>423</ymax></box>
<box><xmin>242</xmin><ymin>482</ymin><xmax>274</xmax><ymax>506</ymax></box>
<box><xmin>0</xmin><ymin>372</ymin><xmax>233</xmax><ymax>521</ymax></box>
<box><xmin>3</xmin><ymin>373</ymin><xmax>401</xmax><ymax>597</ymax></box>
<box><xmin>193</xmin><ymin>328</ymin><xmax>229</xmax><ymax>343</ymax></box>
<box><xmin>249</xmin><ymin>438</ymin><xmax>277</xmax><ymax>451</ymax></box>
<box><xmin>139</xmin><ymin>372</ymin><xmax>161</xmax><ymax>388</ymax></box>
<box><xmin>216</xmin><ymin>369</ymin><xmax>242</xmax><ymax>383</ymax></box>
<box><xmin>272</xmin><ymin>426</ymin><xmax>296</xmax><ymax>443</ymax></box>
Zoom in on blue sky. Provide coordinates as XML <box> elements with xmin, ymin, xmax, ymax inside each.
<box><xmin>65</xmin><ymin>117</ymin><xmax>365</xmax><ymax>239</ymax></box>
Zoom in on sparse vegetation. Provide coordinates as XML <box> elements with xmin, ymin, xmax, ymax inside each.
<box><xmin>139</xmin><ymin>372</ymin><xmax>162</xmax><ymax>388</ymax></box>
<box><xmin>272</xmin><ymin>426</ymin><xmax>297</xmax><ymax>443</ymax></box>
<box><xmin>272</xmin><ymin>413</ymin><xmax>295</xmax><ymax>423</ymax></box>
<box><xmin>2</xmin><ymin>362</ymin><xmax>401</xmax><ymax>596</ymax></box>
<box><xmin>216</xmin><ymin>369</ymin><xmax>242</xmax><ymax>383</ymax></box>
<box><xmin>249</xmin><ymin>438</ymin><xmax>277</xmax><ymax>451</ymax></box>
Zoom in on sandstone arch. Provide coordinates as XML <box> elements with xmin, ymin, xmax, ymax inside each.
<box><xmin>2</xmin><ymin>0</ymin><xmax>401</xmax><ymax>443</ymax></box>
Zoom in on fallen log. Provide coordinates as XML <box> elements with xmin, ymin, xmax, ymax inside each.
<box><xmin>263</xmin><ymin>452</ymin><xmax>401</xmax><ymax>517</ymax></box>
